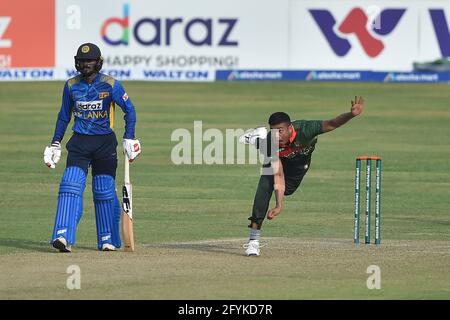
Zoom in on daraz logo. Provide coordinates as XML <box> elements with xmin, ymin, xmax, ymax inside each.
<box><xmin>101</xmin><ymin>3</ymin><xmax>238</xmax><ymax>47</ymax></box>
<box><xmin>309</xmin><ymin>8</ymin><xmax>405</xmax><ymax>57</ymax></box>
<box><xmin>101</xmin><ymin>4</ymin><xmax>129</xmax><ymax>45</ymax></box>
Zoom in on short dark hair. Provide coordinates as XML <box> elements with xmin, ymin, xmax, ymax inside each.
<box><xmin>268</xmin><ymin>112</ymin><xmax>291</xmax><ymax>126</ymax></box>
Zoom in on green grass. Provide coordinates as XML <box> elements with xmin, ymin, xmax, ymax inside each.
<box><xmin>0</xmin><ymin>81</ymin><xmax>449</xmax><ymax>299</ymax></box>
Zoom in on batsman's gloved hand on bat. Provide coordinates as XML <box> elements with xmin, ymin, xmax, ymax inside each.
<box><xmin>44</xmin><ymin>141</ymin><xmax>62</xmax><ymax>169</ymax></box>
<box><xmin>123</xmin><ymin>138</ymin><xmax>141</xmax><ymax>162</ymax></box>
<box><xmin>239</xmin><ymin>127</ymin><xmax>268</xmax><ymax>145</ymax></box>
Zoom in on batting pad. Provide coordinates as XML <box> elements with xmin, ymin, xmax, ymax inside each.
<box><xmin>51</xmin><ymin>166</ymin><xmax>87</xmax><ymax>245</ymax></box>
<box><xmin>93</xmin><ymin>175</ymin><xmax>121</xmax><ymax>249</ymax></box>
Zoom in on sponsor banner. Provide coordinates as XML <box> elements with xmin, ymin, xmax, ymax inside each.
<box><xmin>63</xmin><ymin>69</ymin><xmax>134</xmax><ymax>80</ymax></box>
<box><xmin>383</xmin><ymin>72</ymin><xmax>450</xmax><ymax>83</ymax></box>
<box><xmin>56</xmin><ymin>0</ymin><xmax>288</xmax><ymax>70</ymax></box>
<box><xmin>0</xmin><ymin>0</ymin><xmax>55</xmax><ymax>68</ymax></box>
<box><xmin>290</xmin><ymin>1</ymin><xmax>418</xmax><ymax>71</ymax></box>
<box><xmin>305</xmin><ymin>71</ymin><xmax>375</xmax><ymax>82</ymax></box>
<box><xmin>216</xmin><ymin>70</ymin><xmax>309</xmax><ymax>81</ymax></box>
<box><xmin>53</xmin><ymin>0</ymin><xmax>450</xmax><ymax>74</ymax></box>
<box><xmin>216</xmin><ymin>70</ymin><xmax>375</xmax><ymax>81</ymax></box>
<box><xmin>0</xmin><ymin>68</ymin><xmax>56</xmax><ymax>81</ymax></box>
<box><xmin>417</xmin><ymin>4</ymin><xmax>450</xmax><ymax>62</ymax></box>
<box><xmin>141</xmin><ymin>69</ymin><xmax>213</xmax><ymax>81</ymax></box>
<box><xmin>2</xmin><ymin>68</ymin><xmax>449</xmax><ymax>83</ymax></box>
<box><xmin>289</xmin><ymin>0</ymin><xmax>450</xmax><ymax>72</ymax></box>
<box><xmin>1</xmin><ymin>0</ymin><xmax>450</xmax><ymax>81</ymax></box>
<box><xmin>0</xmin><ymin>68</ymin><xmax>214</xmax><ymax>82</ymax></box>
<box><xmin>216</xmin><ymin>70</ymin><xmax>450</xmax><ymax>83</ymax></box>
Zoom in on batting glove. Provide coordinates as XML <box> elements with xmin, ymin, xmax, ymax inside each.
<box><xmin>123</xmin><ymin>139</ymin><xmax>141</xmax><ymax>162</ymax></box>
<box><xmin>44</xmin><ymin>141</ymin><xmax>62</xmax><ymax>169</ymax></box>
<box><xmin>239</xmin><ymin>127</ymin><xmax>268</xmax><ymax>145</ymax></box>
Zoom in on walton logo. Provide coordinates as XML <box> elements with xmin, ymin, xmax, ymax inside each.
<box><xmin>310</xmin><ymin>8</ymin><xmax>405</xmax><ymax>57</ymax></box>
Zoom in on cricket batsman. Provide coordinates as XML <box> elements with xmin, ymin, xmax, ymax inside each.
<box><xmin>240</xmin><ymin>96</ymin><xmax>365</xmax><ymax>256</ymax></box>
<box><xmin>43</xmin><ymin>43</ymin><xmax>141</xmax><ymax>252</ymax></box>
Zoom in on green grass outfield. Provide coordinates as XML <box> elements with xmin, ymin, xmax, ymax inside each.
<box><xmin>0</xmin><ymin>81</ymin><xmax>449</xmax><ymax>299</ymax></box>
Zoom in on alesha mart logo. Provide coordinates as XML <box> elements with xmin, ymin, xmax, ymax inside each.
<box><xmin>310</xmin><ymin>8</ymin><xmax>405</xmax><ymax>58</ymax></box>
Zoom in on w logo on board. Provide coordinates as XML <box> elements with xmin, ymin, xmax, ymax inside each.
<box><xmin>309</xmin><ymin>8</ymin><xmax>405</xmax><ymax>58</ymax></box>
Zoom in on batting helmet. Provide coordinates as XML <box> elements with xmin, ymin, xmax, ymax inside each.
<box><xmin>74</xmin><ymin>43</ymin><xmax>103</xmax><ymax>72</ymax></box>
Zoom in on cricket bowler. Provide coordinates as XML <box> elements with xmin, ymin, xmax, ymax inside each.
<box><xmin>240</xmin><ymin>96</ymin><xmax>365</xmax><ymax>256</ymax></box>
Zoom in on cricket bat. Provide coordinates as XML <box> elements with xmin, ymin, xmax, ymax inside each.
<box><xmin>122</xmin><ymin>153</ymin><xmax>135</xmax><ymax>252</ymax></box>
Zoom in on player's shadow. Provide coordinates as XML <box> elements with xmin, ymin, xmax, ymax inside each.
<box><xmin>0</xmin><ymin>238</ymin><xmax>54</xmax><ymax>252</ymax></box>
<box><xmin>0</xmin><ymin>238</ymin><xmax>97</xmax><ymax>253</ymax></box>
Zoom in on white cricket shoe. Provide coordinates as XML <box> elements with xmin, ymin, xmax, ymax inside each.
<box><xmin>243</xmin><ymin>240</ymin><xmax>260</xmax><ymax>256</ymax></box>
<box><xmin>239</xmin><ymin>127</ymin><xmax>268</xmax><ymax>145</ymax></box>
<box><xmin>101</xmin><ymin>243</ymin><xmax>117</xmax><ymax>251</ymax></box>
<box><xmin>52</xmin><ymin>237</ymin><xmax>72</xmax><ymax>253</ymax></box>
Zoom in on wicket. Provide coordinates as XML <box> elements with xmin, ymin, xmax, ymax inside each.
<box><xmin>354</xmin><ymin>155</ymin><xmax>382</xmax><ymax>245</ymax></box>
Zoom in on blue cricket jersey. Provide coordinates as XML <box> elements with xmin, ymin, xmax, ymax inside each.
<box><xmin>52</xmin><ymin>73</ymin><xmax>136</xmax><ymax>143</ymax></box>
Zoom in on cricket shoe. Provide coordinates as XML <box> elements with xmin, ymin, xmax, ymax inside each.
<box><xmin>243</xmin><ymin>240</ymin><xmax>260</xmax><ymax>256</ymax></box>
<box><xmin>238</xmin><ymin>127</ymin><xmax>268</xmax><ymax>145</ymax></box>
<box><xmin>52</xmin><ymin>237</ymin><xmax>72</xmax><ymax>253</ymax></box>
<box><xmin>101</xmin><ymin>243</ymin><xmax>117</xmax><ymax>251</ymax></box>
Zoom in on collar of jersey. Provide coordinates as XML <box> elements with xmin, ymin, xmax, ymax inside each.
<box><xmin>80</xmin><ymin>73</ymin><xmax>101</xmax><ymax>85</ymax></box>
<box><xmin>288</xmin><ymin>127</ymin><xmax>297</xmax><ymax>144</ymax></box>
